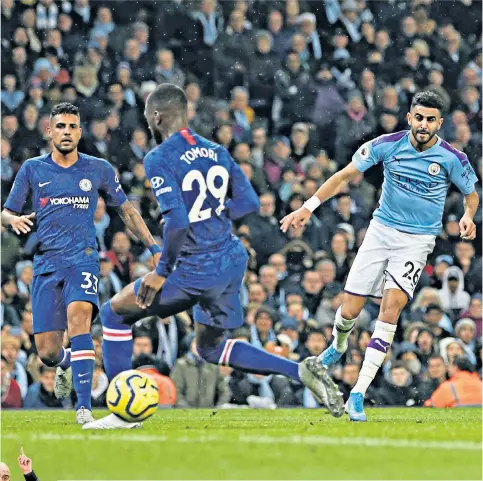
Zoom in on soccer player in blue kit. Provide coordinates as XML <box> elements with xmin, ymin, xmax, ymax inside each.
<box><xmin>1</xmin><ymin>103</ymin><xmax>162</xmax><ymax>424</ymax></box>
<box><xmin>281</xmin><ymin>91</ymin><xmax>479</xmax><ymax>422</ymax></box>
<box><xmin>83</xmin><ymin>83</ymin><xmax>341</xmax><ymax>430</ymax></box>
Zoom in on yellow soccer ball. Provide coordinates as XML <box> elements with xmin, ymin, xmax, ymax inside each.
<box><xmin>106</xmin><ymin>370</ymin><xmax>160</xmax><ymax>422</ymax></box>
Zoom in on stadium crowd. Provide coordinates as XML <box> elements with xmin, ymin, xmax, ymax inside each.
<box><xmin>1</xmin><ymin>0</ymin><xmax>482</xmax><ymax>411</ymax></box>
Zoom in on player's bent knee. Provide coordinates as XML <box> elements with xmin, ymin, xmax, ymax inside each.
<box><xmin>38</xmin><ymin>347</ymin><xmax>63</xmax><ymax>367</ymax></box>
<box><xmin>340</xmin><ymin>293</ymin><xmax>366</xmax><ymax>320</ymax></box>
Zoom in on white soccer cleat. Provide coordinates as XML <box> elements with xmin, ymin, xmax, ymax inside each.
<box><xmin>82</xmin><ymin>413</ymin><xmax>143</xmax><ymax>430</ymax></box>
<box><xmin>299</xmin><ymin>356</ymin><xmax>345</xmax><ymax>418</ymax></box>
<box><xmin>76</xmin><ymin>407</ymin><xmax>95</xmax><ymax>424</ymax></box>
<box><xmin>54</xmin><ymin>366</ymin><xmax>73</xmax><ymax>400</ymax></box>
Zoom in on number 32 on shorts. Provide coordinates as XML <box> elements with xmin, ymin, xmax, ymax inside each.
<box><xmin>402</xmin><ymin>261</ymin><xmax>421</xmax><ymax>287</ymax></box>
<box><xmin>81</xmin><ymin>272</ymin><xmax>99</xmax><ymax>295</ymax></box>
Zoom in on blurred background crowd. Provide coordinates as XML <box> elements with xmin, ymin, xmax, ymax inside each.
<box><xmin>1</xmin><ymin>0</ymin><xmax>482</xmax><ymax>411</ymax></box>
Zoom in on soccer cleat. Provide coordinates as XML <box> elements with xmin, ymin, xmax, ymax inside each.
<box><xmin>347</xmin><ymin>392</ymin><xmax>367</xmax><ymax>422</ymax></box>
<box><xmin>299</xmin><ymin>356</ymin><xmax>344</xmax><ymax>418</ymax></box>
<box><xmin>82</xmin><ymin>413</ymin><xmax>142</xmax><ymax>430</ymax></box>
<box><xmin>319</xmin><ymin>344</ymin><xmax>343</xmax><ymax>368</ymax></box>
<box><xmin>54</xmin><ymin>366</ymin><xmax>73</xmax><ymax>400</ymax></box>
<box><xmin>76</xmin><ymin>407</ymin><xmax>95</xmax><ymax>424</ymax></box>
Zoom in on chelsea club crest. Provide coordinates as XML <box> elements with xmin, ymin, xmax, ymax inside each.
<box><xmin>79</xmin><ymin>179</ymin><xmax>92</xmax><ymax>192</ymax></box>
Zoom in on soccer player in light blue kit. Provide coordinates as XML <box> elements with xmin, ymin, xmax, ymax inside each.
<box><xmin>281</xmin><ymin>91</ymin><xmax>479</xmax><ymax>422</ymax></box>
<box><xmin>1</xmin><ymin>103</ymin><xmax>161</xmax><ymax>424</ymax></box>
<box><xmin>83</xmin><ymin>84</ymin><xmax>342</xmax><ymax>430</ymax></box>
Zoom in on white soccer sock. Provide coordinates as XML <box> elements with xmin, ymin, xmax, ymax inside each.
<box><xmin>329</xmin><ymin>306</ymin><xmax>357</xmax><ymax>354</ymax></box>
<box><xmin>352</xmin><ymin>320</ymin><xmax>397</xmax><ymax>396</ymax></box>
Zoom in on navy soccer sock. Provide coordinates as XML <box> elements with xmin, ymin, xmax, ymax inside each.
<box><xmin>48</xmin><ymin>346</ymin><xmax>71</xmax><ymax>370</ymax></box>
<box><xmin>100</xmin><ymin>301</ymin><xmax>133</xmax><ymax>380</ymax></box>
<box><xmin>70</xmin><ymin>333</ymin><xmax>95</xmax><ymax>411</ymax></box>
<box><xmin>197</xmin><ymin>339</ymin><xmax>300</xmax><ymax>382</ymax></box>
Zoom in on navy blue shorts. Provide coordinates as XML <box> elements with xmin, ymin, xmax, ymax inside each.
<box><xmin>134</xmin><ymin>239</ymin><xmax>248</xmax><ymax>330</ymax></box>
<box><xmin>31</xmin><ymin>263</ymin><xmax>100</xmax><ymax>334</ymax></box>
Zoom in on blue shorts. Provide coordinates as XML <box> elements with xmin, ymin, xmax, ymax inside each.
<box><xmin>31</xmin><ymin>263</ymin><xmax>100</xmax><ymax>334</ymax></box>
<box><xmin>134</xmin><ymin>238</ymin><xmax>248</xmax><ymax>330</ymax></box>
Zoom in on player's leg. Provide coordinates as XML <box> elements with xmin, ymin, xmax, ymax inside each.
<box><xmin>100</xmin><ymin>283</ymin><xmax>144</xmax><ymax>380</ymax></box>
<box><xmin>347</xmin><ymin>288</ymin><xmax>406</xmax><ymax>421</ymax></box>
<box><xmin>347</xmin><ymin>230</ymin><xmax>435</xmax><ymax>421</ymax></box>
<box><xmin>64</xmin><ymin>265</ymin><xmax>101</xmax><ymax>422</ymax></box>
<box><xmin>31</xmin><ymin>273</ymin><xmax>72</xmax><ymax>397</ymax></box>
<box><xmin>84</xmin><ymin>275</ymin><xmax>200</xmax><ymax>430</ymax></box>
<box><xmin>35</xmin><ymin>330</ymin><xmax>66</xmax><ymax>367</ymax></box>
<box><xmin>319</xmin><ymin>293</ymin><xmax>368</xmax><ymax>367</ymax></box>
<box><xmin>100</xmin><ymin>277</ymin><xmax>199</xmax><ymax>381</ymax></box>
<box><xmin>319</xmin><ymin>220</ymin><xmax>388</xmax><ymax>368</ymax></box>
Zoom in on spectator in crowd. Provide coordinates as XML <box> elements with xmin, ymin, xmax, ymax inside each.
<box><xmin>170</xmin><ymin>335</ymin><xmax>231</xmax><ymax>408</ymax></box>
<box><xmin>418</xmin><ymin>355</ymin><xmax>448</xmax><ymax>401</ymax></box>
<box><xmin>1</xmin><ymin>335</ymin><xmax>28</xmax><ymax>399</ymax></box>
<box><xmin>425</xmin><ymin>356</ymin><xmax>482</xmax><ymax>408</ymax></box>
<box><xmin>1</xmin><ymin>354</ymin><xmax>22</xmax><ymax>408</ymax></box>
<box><xmin>454</xmin><ymin>318</ymin><xmax>477</xmax><ymax>352</ymax></box>
<box><xmin>23</xmin><ymin>365</ymin><xmax>68</xmax><ymax>409</ymax></box>
<box><xmin>375</xmin><ymin>362</ymin><xmax>421</xmax><ymax>407</ymax></box>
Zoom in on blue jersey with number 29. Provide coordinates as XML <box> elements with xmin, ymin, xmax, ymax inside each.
<box><xmin>144</xmin><ymin>128</ymin><xmax>255</xmax><ymax>255</ymax></box>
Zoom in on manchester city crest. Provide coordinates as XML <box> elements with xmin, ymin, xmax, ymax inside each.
<box><xmin>428</xmin><ymin>163</ymin><xmax>441</xmax><ymax>176</ymax></box>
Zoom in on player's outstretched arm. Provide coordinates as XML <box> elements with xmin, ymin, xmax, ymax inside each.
<box><xmin>1</xmin><ymin>209</ymin><xmax>36</xmax><ymax>235</ymax></box>
<box><xmin>136</xmin><ymin>206</ymin><xmax>189</xmax><ymax>309</ymax></box>
<box><xmin>280</xmin><ymin>161</ymin><xmax>360</xmax><ymax>232</ymax></box>
<box><xmin>459</xmin><ymin>190</ymin><xmax>479</xmax><ymax>241</ymax></box>
<box><xmin>115</xmin><ymin>201</ymin><xmax>161</xmax><ymax>261</ymax></box>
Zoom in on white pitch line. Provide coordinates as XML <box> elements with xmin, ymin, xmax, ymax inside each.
<box><xmin>2</xmin><ymin>432</ymin><xmax>481</xmax><ymax>451</ymax></box>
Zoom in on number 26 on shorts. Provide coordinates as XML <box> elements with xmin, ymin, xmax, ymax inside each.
<box><xmin>402</xmin><ymin>261</ymin><xmax>421</xmax><ymax>287</ymax></box>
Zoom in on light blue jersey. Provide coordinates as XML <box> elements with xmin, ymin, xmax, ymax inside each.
<box><xmin>352</xmin><ymin>131</ymin><xmax>478</xmax><ymax>235</ymax></box>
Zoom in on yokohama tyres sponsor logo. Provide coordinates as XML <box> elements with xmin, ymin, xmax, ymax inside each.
<box><xmin>46</xmin><ymin>196</ymin><xmax>90</xmax><ymax>209</ymax></box>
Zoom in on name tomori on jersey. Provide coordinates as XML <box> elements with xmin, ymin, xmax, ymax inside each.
<box><xmin>180</xmin><ymin>147</ymin><xmax>218</xmax><ymax>164</ymax></box>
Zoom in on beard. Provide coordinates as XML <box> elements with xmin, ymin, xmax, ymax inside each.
<box><xmin>153</xmin><ymin>130</ymin><xmax>163</xmax><ymax>144</ymax></box>
<box><xmin>411</xmin><ymin>127</ymin><xmax>436</xmax><ymax>145</ymax></box>
<box><xmin>53</xmin><ymin>141</ymin><xmax>77</xmax><ymax>154</ymax></box>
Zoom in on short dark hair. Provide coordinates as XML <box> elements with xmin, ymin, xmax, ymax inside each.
<box><xmin>146</xmin><ymin>83</ymin><xmax>187</xmax><ymax>114</ymax></box>
<box><xmin>50</xmin><ymin>102</ymin><xmax>80</xmax><ymax>120</ymax></box>
<box><xmin>39</xmin><ymin>365</ymin><xmax>56</xmax><ymax>375</ymax></box>
<box><xmin>453</xmin><ymin>356</ymin><xmax>474</xmax><ymax>372</ymax></box>
<box><xmin>411</xmin><ymin>91</ymin><xmax>445</xmax><ymax>113</ymax></box>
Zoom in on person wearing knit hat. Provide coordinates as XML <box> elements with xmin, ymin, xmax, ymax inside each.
<box><xmin>454</xmin><ymin>318</ymin><xmax>476</xmax><ymax>351</ymax></box>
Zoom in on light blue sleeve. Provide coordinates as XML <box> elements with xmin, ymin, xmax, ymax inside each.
<box><xmin>447</xmin><ymin>154</ymin><xmax>478</xmax><ymax>195</ymax></box>
<box><xmin>351</xmin><ymin>139</ymin><xmax>386</xmax><ymax>173</ymax></box>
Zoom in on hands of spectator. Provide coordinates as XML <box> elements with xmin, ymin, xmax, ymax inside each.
<box><xmin>17</xmin><ymin>447</ymin><xmax>32</xmax><ymax>475</ymax></box>
<box><xmin>459</xmin><ymin>214</ymin><xmax>476</xmax><ymax>240</ymax></box>
<box><xmin>19</xmin><ymin>329</ymin><xmax>31</xmax><ymax>348</ymax></box>
<box><xmin>8</xmin><ymin>213</ymin><xmax>36</xmax><ymax>235</ymax></box>
<box><xmin>279</xmin><ymin>207</ymin><xmax>312</xmax><ymax>233</ymax></box>
<box><xmin>136</xmin><ymin>271</ymin><xmax>166</xmax><ymax>309</ymax></box>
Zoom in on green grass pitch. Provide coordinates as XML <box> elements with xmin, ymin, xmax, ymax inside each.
<box><xmin>2</xmin><ymin>408</ymin><xmax>481</xmax><ymax>480</ymax></box>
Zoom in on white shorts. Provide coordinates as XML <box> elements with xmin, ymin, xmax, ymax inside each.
<box><xmin>345</xmin><ymin>219</ymin><xmax>436</xmax><ymax>300</ymax></box>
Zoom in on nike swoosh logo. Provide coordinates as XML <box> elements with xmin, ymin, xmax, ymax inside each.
<box><xmin>78</xmin><ymin>373</ymin><xmax>89</xmax><ymax>377</ymax></box>
<box><xmin>39</xmin><ymin>182</ymin><xmax>51</xmax><ymax>187</ymax></box>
